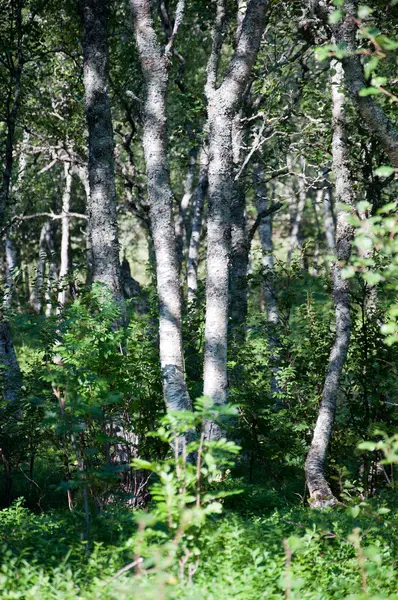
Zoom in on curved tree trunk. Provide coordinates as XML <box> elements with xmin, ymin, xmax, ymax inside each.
<box><xmin>311</xmin><ymin>0</ymin><xmax>398</xmax><ymax>167</ymax></box>
<box><xmin>305</xmin><ymin>60</ymin><xmax>355</xmax><ymax>508</ymax></box>
<box><xmin>80</xmin><ymin>0</ymin><xmax>124</xmax><ymax>305</ymax></box>
<box><xmin>338</xmin><ymin>0</ymin><xmax>398</xmax><ymax>168</ymax></box>
<box><xmin>130</xmin><ymin>0</ymin><xmax>191</xmax><ymax>413</ymax></box>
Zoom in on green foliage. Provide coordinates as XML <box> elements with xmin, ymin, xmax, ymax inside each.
<box><xmin>1</xmin><ymin>493</ymin><xmax>398</xmax><ymax>598</ymax></box>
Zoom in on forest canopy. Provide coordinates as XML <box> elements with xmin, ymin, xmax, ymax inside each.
<box><xmin>1</xmin><ymin>0</ymin><xmax>398</xmax><ymax>598</ymax></box>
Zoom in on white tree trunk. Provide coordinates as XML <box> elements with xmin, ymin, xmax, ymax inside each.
<box><xmin>287</xmin><ymin>158</ymin><xmax>307</xmax><ymax>264</ymax></box>
<box><xmin>176</xmin><ymin>148</ymin><xmax>197</xmax><ymax>269</ymax></box>
<box><xmin>58</xmin><ymin>164</ymin><xmax>73</xmax><ymax>309</ymax></box>
<box><xmin>187</xmin><ymin>144</ymin><xmax>208</xmax><ymax>304</ymax></box>
<box><xmin>203</xmin><ymin>0</ymin><xmax>269</xmax><ymax>439</ymax></box>
<box><xmin>30</xmin><ymin>221</ymin><xmax>55</xmax><ymax>314</ymax></box>
<box><xmin>305</xmin><ymin>60</ymin><xmax>355</xmax><ymax>508</ymax></box>
<box><xmin>323</xmin><ymin>185</ymin><xmax>336</xmax><ymax>255</ymax></box>
<box><xmin>130</xmin><ymin>0</ymin><xmax>191</xmax><ymax>413</ymax></box>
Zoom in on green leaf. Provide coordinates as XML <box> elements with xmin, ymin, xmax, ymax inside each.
<box><xmin>350</xmin><ymin>505</ymin><xmax>360</xmax><ymax>518</ymax></box>
<box><xmin>375</xmin><ymin>35</ymin><xmax>398</xmax><ymax>50</ymax></box>
<box><xmin>377</xmin><ymin>507</ymin><xmax>391</xmax><ymax>515</ymax></box>
<box><xmin>329</xmin><ymin>10</ymin><xmax>344</xmax><ymax>24</ymax></box>
<box><xmin>358</xmin><ymin>5</ymin><xmax>373</xmax><ymax>18</ymax></box>
<box><xmin>355</xmin><ymin>236</ymin><xmax>373</xmax><ymax>252</ymax></box>
<box><xmin>341</xmin><ymin>266</ymin><xmax>356</xmax><ymax>279</ymax></box>
<box><xmin>374</xmin><ymin>165</ymin><xmax>395</xmax><ymax>177</ymax></box>
<box><xmin>287</xmin><ymin>535</ymin><xmax>304</xmax><ymax>553</ymax></box>
<box><xmin>363</xmin><ymin>272</ymin><xmax>382</xmax><ymax>285</ymax></box>
<box><xmin>358</xmin><ymin>87</ymin><xmax>381</xmax><ymax>96</ymax></box>
<box><xmin>371</xmin><ymin>76</ymin><xmax>388</xmax><ymax>86</ymax></box>
<box><xmin>364</xmin><ymin>56</ymin><xmax>379</xmax><ymax>79</ymax></box>
<box><xmin>358</xmin><ymin>441</ymin><xmax>377</xmax><ymax>451</ymax></box>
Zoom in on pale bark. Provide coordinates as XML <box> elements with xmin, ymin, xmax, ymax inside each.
<box><xmin>30</xmin><ymin>221</ymin><xmax>55</xmax><ymax>314</ymax></box>
<box><xmin>4</xmin><ymin>237</ymin><xmax>19</xmax><ymax>312</ymax></box>
<box><xmin>130</xmin><ymin>0</ymin><xmax>191</xmax><ymax>412</ymax></box>
<box><xmin>305</xmin><ymin>60</ymin><xmax>355</xmax><ymax>508</ymax></box>
<box><xmin>176</xmin><ymin>148</ymin><xmax>197</xmax><ymax>269</ymax></box>
<box><xmin>187</xmin><ymin>144</ymin><xmax>209</xmax><ymax>304</ymax></box>
<box><xmin>229</xmin><ymin>112</ymin><xmax>249</xmax><ymax>345</ymax></box>
<box><xmin>323</xmin><ymin>185</ymin><xmax>336</xmax><ymax>255</ymax></box>
<box><xmin>80</xmin><ymin>0</ymin><xmax>124</xmax><ymax>303</ymax></box>
<box><xmin>58</xmin><ymin>164</ymin><xmax>73</xmax><ymax>309</ymax></box>
<box><xmin>287</xmin><ymin>158</ymin><xmax>307</xmax><ymax>264</ymax></box>
<box><xmin>203</xmin><ymin>0</ymin><xmax>269</xmax><ymax>439</ymax></box>
<box><xmin>312</xmin><ymin>190</ymin><xmax>323</xmax><ymax>276</ymax></box>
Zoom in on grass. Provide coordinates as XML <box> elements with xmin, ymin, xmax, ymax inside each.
<box><xmin>0</xmin><ymin>486</ymin><xmax>397</xmax><ymax>599</ymax></box>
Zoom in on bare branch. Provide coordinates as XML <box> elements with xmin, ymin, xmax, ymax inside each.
<box><xmin>165</xmin><ymin>0</ymin><xmax>185</xmax><ymax>58</ymax></box>
<box><xmin>205</xmin><ymin>0</ymin><xmax>226</xmax><ymax>94</ymax></box>
<box><xmin>248</xmin><ymin>202</ymin><xmax>283</xmax><ymax>245</ymax></box>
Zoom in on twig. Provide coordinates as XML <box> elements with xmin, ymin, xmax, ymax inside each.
<box><xmin>101</xmin><ymin>557</ymin><xmax>144</xmax><ymax>587</ymax></box>
<box><xmin>248</xmin><ymin>202</ymin><xmax>283</xmax><ymax>245</ymax></box>
<box><xmin>165</xmin><ymin>0</ymin><xmax>185</xmax><ymax>58</ymax></box>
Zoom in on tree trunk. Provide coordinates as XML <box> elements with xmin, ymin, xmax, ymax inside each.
<box><xmin>203</xmin><ymin>0</ymin><xmax>269</xmax><ymax>439</ymax></box>
<box><xmin>0</xmin><ymin>7</ymin><xmax>23</xmax><ymax>483</ymax></box>
<box><xmin>80</xmin><ymin>0</ymin><xmax>124</xmax><ymax>304</ymax></box>
<box><xmin>176</xmin><ymin>148</ymin><xmax>197</xmax><ymax>270</ymax></box>
<box><xmin>58</xmin><ymin>164</ymin><xmax>73</xmax><ymax>309</ymax></box>
<box><xmin>4</xmin><ymin>237</ymin><xmax>19</xmax><ymax>312</ymax></box>
<box><xmin>287</xmin><ymin>158</ymin><xmax>307</xmax><ymax>264</ymax></box>
<box><xmin>130</xmin><ymin>0</ymin><xmax>191</xmax><ymax>413</ymax></box>
<box><xmin>253</xmin><ymin>164</ymin><xmax>281</xmax><ymax>400</ymax></box>
<box><xmin>323</xmin><ymin>184</ymin><xmax>336</xmax><ymax>255</ymax></box>
<box><xmin>254</xmin><ymin>164</ymin><xmax>278</xmax><ymax>324</ymax></box>
<box><xmin>229</xmin><ymin>112</ymin><xmax>249</xmax><ymax>345</ymax></box>
<box><xmin>338</xmin><ymin>0</ymin><xmax>398</xmax><ymax>168</ymax></box>
<box><xmin>0</xmin><ymin>322</ymin><xmax>21</xmax><ymax>406</ymax></box>
<box><xmin>30</xmin><ymin>221</ymin><xmax>55</xmax><ymax>314</ymax></box>
<box><xmin>305</xmin><ymin>60</ymin><xmax>355</xmax><ymax>508</ymax></box>
<box><xmin>187</xmin><ymin>144</ymin><xmax>208</xmax><ymax>304</ymax></box>
<box><xmin>0</xmin><ymin>0</ymin><xmax>23</xmax><ymax>230</ymax></box>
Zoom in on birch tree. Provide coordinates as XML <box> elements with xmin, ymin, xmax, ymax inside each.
<box><xmin>203</xmin><ymin>0</ymin><xmax>269</xmax><ymax>439</ymax></box>
<box><xmin>57</xmin><ymin>164</ymin><xmax>73</xmax><ymax>309</ymax></box>
<box><xmin>129</xmin><ymin>0</ymin><xmax>191</xmax><ymax>413</ymax></box>
<box><xmin>305</xmin><ymin>60</ymin><xmax>355</xmax><ymax>508</ymax></box>
<box><xmin>80</xmin><ymin>0</ymin><xmax>124</xmax><ymax>304</ymax></box>
<box><xmin>187</xmin><ymin>144</ymin><xmax>209</xmax><ymax>304</ymax></box>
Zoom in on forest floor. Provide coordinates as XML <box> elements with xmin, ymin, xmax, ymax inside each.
<box><xmin>0</xmin><ymin>483</ymin><xmax>397</xmax><ymax>599</ymax></box>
